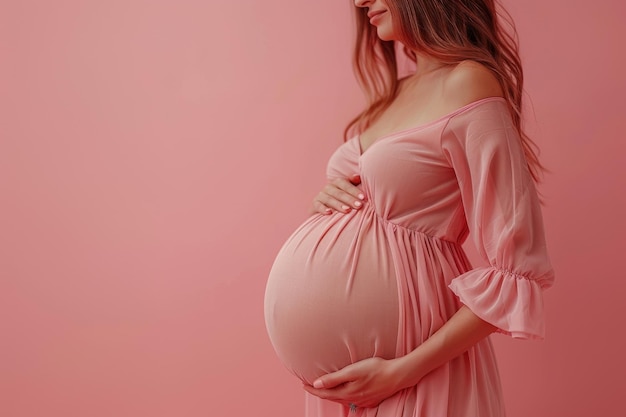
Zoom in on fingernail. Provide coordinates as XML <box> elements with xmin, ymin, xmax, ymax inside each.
<box><xmin>358</xmin><ymin>193</ymin><xmax>365</xmax><ymax>200</ymax></box>
<box><xmin>325</xmin><ymin>208</ymin><xmax>332</xmax><ymax>214</ymax></box>
<box><xmin>342</xmin><ymin>205</ymin><xmax>351</xmax><ymax>212</ymax></box>
<box><xmin>313</xmin><ymin>380</ymin><xmax>324</xmax><ymax>389</ymax></box>
<box><xmin>354</xmin><ymin>201</ymin><xmax>362</xmax><ymax>208</ymax></box>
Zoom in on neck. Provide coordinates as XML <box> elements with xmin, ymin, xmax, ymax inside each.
<box><xmin>411</xmin><ymin>52</ymin><xmax>447</xmax><ymax>78</ymax></box>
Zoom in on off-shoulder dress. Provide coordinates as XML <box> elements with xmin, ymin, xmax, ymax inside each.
<box><xmin>264</xmin><ymin>97</ymin><xmax>555</xmax><ymax>417</ymax></box>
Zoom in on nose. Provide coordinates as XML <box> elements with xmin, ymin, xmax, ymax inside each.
<box><xmin>354</xmin><ymin>0</ymin><xmax>372</xmax><ymax>7</ymax></box>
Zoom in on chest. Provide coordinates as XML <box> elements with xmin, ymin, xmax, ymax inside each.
<box><xmin>359</xmin><ymin>79</ymin><xmax>453</xmax><ymax>154</ymax></box>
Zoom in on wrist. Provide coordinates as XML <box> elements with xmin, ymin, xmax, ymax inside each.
<box><xmin>387</xmin><ymin>355</ymin><xmax>426</xmax><ymax>391</ymax></box>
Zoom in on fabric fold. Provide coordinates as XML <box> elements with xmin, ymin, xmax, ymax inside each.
<box><xmin>449</xmin><ymin>267</ymin><xmax>548</xmax><ymax>339</ymax></box>
<box><xmin>441</xmin><ymin>100</ymin><xmax>555</xmax><ymax>341</ymax></box>
<box><xmin>266</xmin><ymin>98</ymin><xmax>555</xmax><ymax>417</ymax></box>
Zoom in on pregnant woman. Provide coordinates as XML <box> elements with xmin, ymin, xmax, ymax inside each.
<box><xmin>265</xmin><ymin>0</ymin><xmax>555</xmax><ymax>416</ymax></box>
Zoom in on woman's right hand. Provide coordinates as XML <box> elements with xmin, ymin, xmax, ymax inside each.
<box><xmin>312</xmin><ymin>174</ymin><xmax>366</xmax><ymax>215</ymax></box>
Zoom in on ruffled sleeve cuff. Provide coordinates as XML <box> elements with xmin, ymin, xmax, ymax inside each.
<box><xmin>448</xmin><ymin>267</ymin><xmax>554</xmax><ymax>340</ymax></box>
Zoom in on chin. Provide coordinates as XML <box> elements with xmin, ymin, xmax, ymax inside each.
<box><xmin>375</xmin><ymin>25</ymin><xmax>399</xmax><ymax>42</ymax></box>
<box><xmin>377</xmin><ymin>30</ymin><xmax>397</xmax><ymax>41</ymax></box>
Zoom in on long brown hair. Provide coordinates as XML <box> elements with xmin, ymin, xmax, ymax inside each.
<box><xmin>347</xmin><ymin>0</ymin><xmax>544</xmax><ymax>182</ymax></box>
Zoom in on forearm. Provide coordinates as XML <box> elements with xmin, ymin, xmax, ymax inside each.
<box><xmin>391</xmin><ymin>305</ymin><xmax>497</xmax><ymax>390</ymax></box>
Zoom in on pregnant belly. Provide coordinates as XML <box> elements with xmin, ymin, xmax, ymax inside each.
<box><xmin>264</xmin><ymin>209</ymin><xmax>399</xmax><ymax>385</ymax></box>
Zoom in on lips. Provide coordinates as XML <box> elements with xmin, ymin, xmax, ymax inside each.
<box><xmin>367</xmin><ymin>9</ymin><xmax>386</xmax><ymax>20</ymax></box>
<box><xmin>367</xmin><ymin>9</ymin><xmax>387</xmax><ymax>25</ymax></box>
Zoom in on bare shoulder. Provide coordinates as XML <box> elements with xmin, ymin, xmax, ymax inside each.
<box><xmin>442</xmin><ymin>60</ymin><xmax>504</xmax><ymax>108</ymax></box>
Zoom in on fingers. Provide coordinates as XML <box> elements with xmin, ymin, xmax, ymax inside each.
<box><xmin>333</xmin><ymin>178</ymin><xmax>365</xmax><ymax>201</ymax></box>
<box><xmin>312</xmin><ymin>200</ymin><xmax>332</xmax><ymax>215</ymax></box>
<box><xmin>303</xmin><ymin>358</ymin><xmax>395</xmax><ymax>408</ymax></box>
<box><xmin>302</xmin><ymin>384</ymin><xmax>349</xmax><ymax>405</ymax></box>
<box><xmin>323</xmin><ymin>185</ymin><xmax>363</xmax><ymax>211</ymax></box>
<box><xmin>303</xmin><ymin>381</ymin><xmax>372</xmax><ymax>408</ymax></box>
<box><xmin>313</xmin><ymin>365</ymin><xmax>357</xmax><ymax>389</ymax></box>
<box><xmin>312</xmin><ymin>178</ymin><xmax>366</xmax><ymax>215</ymax></box>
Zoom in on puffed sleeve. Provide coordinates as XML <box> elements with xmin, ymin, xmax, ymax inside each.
<box><xmin>441</xmin><ymin>100</ymin><xmax>555</xmax><ymax>340</ymax></box>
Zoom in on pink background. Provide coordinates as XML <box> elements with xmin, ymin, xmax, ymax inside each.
<box><xmin>1</xmin><ymin>0</ymin><xmax>625</xmax><ymax>416</ymax></box>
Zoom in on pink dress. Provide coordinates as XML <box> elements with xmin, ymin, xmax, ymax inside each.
<box><xmin>264</xmin><ymin>97</ymin><xmax>555</xmax><ymax>417</ymax></box>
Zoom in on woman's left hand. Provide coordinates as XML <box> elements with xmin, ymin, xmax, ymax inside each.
<box><xmin>302</xmin><ymin>357</ymin><xmax>405</xmax><ymax>409</ymax></box>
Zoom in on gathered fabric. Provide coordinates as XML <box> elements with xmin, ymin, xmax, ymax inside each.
<box><xmin>265</xmin><ymin>97</ymin><xmax>554</xmax><ymax>416</ymax></box>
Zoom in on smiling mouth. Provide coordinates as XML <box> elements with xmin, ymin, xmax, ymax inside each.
<box><xmin>368</xmin><ymin>10</ymin><xmax>387</xmax><ymax>24</ymax></box>
<box><xmin>367</xmin><ymin>10</ymin><xmax>386</xmax><ymax>19</ymax></box>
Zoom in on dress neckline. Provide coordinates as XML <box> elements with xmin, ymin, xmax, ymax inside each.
<box><xmin>357</xmin><ymin>96</ymin><xmax>507</xmax><ymax>157</ymax></box>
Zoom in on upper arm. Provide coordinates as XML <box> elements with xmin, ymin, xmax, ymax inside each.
<box><xmin>442</xmin><ymin>102</ymin><xmax>555</xmax><ymax>339</ymax></box>
<box><xmin>442</xmin><ymin>61</ymin><xmax>504</xmax><ymax>108</ymax></box>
